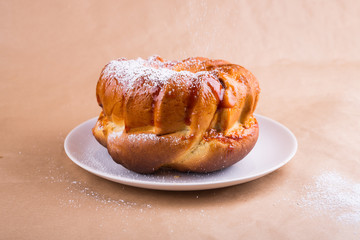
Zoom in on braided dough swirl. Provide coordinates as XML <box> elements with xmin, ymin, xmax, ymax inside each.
<box><xmin>93</xmin><ymin>56</ymin><xmax>260</xmax><ymax>173</ymax></box>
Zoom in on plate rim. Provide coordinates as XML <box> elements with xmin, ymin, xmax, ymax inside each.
<box><xmin>64</xmin><ymin>114</ymin><xmax>298</xmax><ymax>191</ymax></box>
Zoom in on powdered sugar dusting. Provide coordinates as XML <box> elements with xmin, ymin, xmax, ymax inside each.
<box><xmin>127</xmin><ymin>133</ymin><xmax>158</xmax><ymax>143</ymax></box>
<box><xmin>102</xmin><ymin>57</ymin><xmax>195</xmax><ymax>90</ymax></box>
<box><xmin>62</xmin><ymin>180</ymin><xmax>152</xmax><ymax>211</ymax></box>
<box><xmin>300</xmin><ymin>171</ymin><xmax>360</xmax><ymax>224</ymax></box>
<box><xmin>127</xmin><ymin>133</ymin><xmax>182</xmax><ymax>146</ymax></box>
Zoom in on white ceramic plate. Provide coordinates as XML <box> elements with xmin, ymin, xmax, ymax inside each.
<box><xmin>64</xmin><ymin>114</ymin><xmax>297</xmax><ymax>191</ymax></box>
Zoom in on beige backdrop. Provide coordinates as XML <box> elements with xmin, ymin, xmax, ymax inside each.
<box><xmin>1</xmin><ymin>0</ymin><xmax>360</xmax><ymax>239</ymax></box>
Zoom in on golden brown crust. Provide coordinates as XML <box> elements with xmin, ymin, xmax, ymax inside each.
<box><xmin>93</xmin><ymin>56</ymin><xmax>260</xmax><ymax>173</ymax></box>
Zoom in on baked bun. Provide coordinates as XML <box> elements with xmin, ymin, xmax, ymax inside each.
<box><xmin>93</xmin><ymin>56</ymin><xmax>260</xmax><ymax>173</ymax></box>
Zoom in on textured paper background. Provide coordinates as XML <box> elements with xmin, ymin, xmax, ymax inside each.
<box><xmin>1</xmin><ymin>0</ymin><xmax>360</xmax><ymax>239</ymax></box>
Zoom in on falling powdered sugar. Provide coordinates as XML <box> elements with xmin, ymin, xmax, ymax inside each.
<box><xmin>300</xmin><ymin>171</ymin><xmax>360</xmax><ymax>224</ymax></box>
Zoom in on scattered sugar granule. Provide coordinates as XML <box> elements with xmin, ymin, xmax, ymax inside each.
<box><xmin>300</xmin><ymin>171</ymin><xmax>360</xmax><ymax>224</ymax></box>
